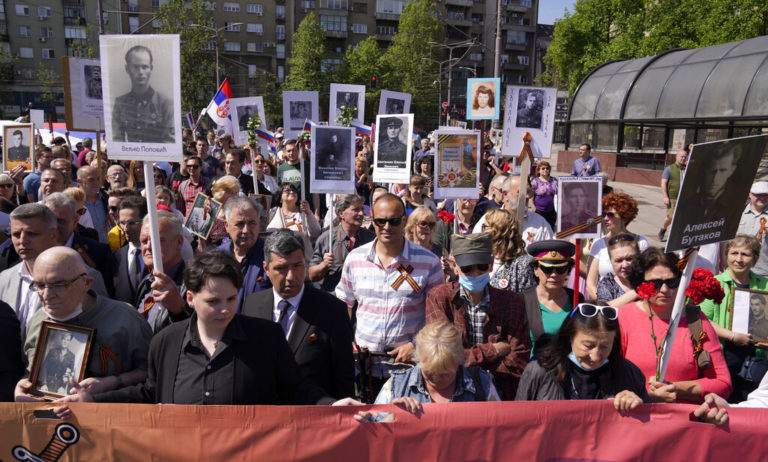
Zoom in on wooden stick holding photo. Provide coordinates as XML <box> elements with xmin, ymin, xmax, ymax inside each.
<box><xmin>183</xmin><ymin>192</ymin><xmax>222</xmax><ymax>240</ymax></box>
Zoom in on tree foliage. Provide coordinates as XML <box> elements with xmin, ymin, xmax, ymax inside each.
<box><xmin>544</xmin><ymin>0</ymin><xmax>768</xmax><ymax>95</ymax></box>
<box><xmin>156</xmin><ymin>0</ymin><xmax>217</xmax><ymax>112</ymax></box>
<box><xmin>283</xmin><ymin>13</ymin><xmax>327</xmax><ymax>92</ymax></box>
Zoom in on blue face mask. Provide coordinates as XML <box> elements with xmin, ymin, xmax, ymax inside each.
<box><xmin>568</xmin><ymin>351</ymin><xmax>609</xmax><ymax>371</ymax></box>
<box><xmin>458</xmin><ymin>273</ymin><xmax>490</xmax><ymax>293</ymax></box>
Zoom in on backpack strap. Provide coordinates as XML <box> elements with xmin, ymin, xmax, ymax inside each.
<box><xmin>685</xmin><ymin>304</ymin><xmax>712</xmax><ymax>373</ymax></box>
<box><xmin>522</xmin><ymin>287</ymin><xmax>545</xmax><ymax>342</ymax></box>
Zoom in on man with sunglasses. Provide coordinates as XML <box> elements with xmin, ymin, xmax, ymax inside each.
<box><xmin>177</xmin><ymin>156</ymin><xmax>211</xmax><ymax>218</ymax></box>
<box><xmin>336</xmin><ymin>193</ymin><xmax>443</xmax><ymax>394</ymax></box>
<box><xmin>426</xmin><ymin>233</ymin><xmax>531</xmax><ymax>399</ymax></box>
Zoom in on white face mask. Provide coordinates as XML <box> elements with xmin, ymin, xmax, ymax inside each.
<box><xmin>49</xmin><ymin>303</ymin><xmax>83</xmax><ymax>322</ymax></box>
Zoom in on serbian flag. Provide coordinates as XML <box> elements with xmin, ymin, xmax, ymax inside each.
<box><xmin>352</xmin><ymin>123</ymin><xmax>372</xmax><ymax>137</ymax></box>
<box><xmin>205</xmin><ymin>78</ymin><xmax>233</xmax><ymax>130</ymax></box>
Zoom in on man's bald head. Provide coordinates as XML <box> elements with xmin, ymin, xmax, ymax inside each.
<box><xmin>35</xmin><ymin>246</ymin><xmax>88</xmax><ymax>276</ymax></box>
<box><xmin>372</xmin><ymin>192</ymin><xmax>406</xmax><ymax>216</ymax></box>
<box><xmin>33</xmin><ymin>246</ymin><xmax>93</xmax><ymax>320</ymax></box>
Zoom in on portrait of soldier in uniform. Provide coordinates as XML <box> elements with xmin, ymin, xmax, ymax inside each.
<box><xmin>516</xmin><ymin>89</ymin><xmax>543</xmax><ymax>129</ymax></box>
<box><xmin>237</xmin><ymin>105</ymin><xmax>256</xmax><ymax>131</ymax></box>
<box><xmin>315</xmin><ymin>128</ymin><xmax>351</xmax><ymax>181</ymax></box>
<box><xmin>111</xmin><ymin>45</ymin><xmax>175</xmax><ymax>143</ymax></box>
<box><xmin>385</xmin><ymin>98</ymin><xmax>405</xmax><ymax>115</ymax></box>
<box><xmin>84</xmin><ymin>65</ymin><xmax>102</xmax><ymax>100</ymax></box>
<box><xmin>376</xmin><ymin>117</ymin><xmax>407</xmax><ymax>166</ymax></box>
<box><xmin>290</xmin><ymin>101</ymin><xmax>310</xmax><ymax>130</ymax></box>
<box><xmin>6</xmin><ymin>128</ymin><xmax>31</xmax><ymax>162</ymax></box>
<box><xmin>335</xmin><ymin>92</ymin><xmax>359</xmax><ymax>119</ymax></box>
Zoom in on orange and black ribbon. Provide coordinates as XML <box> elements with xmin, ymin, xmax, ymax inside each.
<box><xmin>99</xmin><ymin>344</ymin><xmax>122</xmax><ymax>376</ymax></box>
<box><xmin>517</xmin><ymin>132</ymin><xmax>534</xmax><ymax>166</ymax></box>
<box><xmin>391</xmin><ymin>264</ymin><xmax>421</xmax><ymax>293</ymax></box>
<box><xmin>677</xmin><ymin>247</ymin><xmax>700</xmax><ymax>271</ymax></box>
<box><xmin>140</xmin><ymin>296</ymin><xmax>154</xmax><ymax>319</ymax></box>
<box><xmin>555</xmin><ymin>215</ymin><xmax>604</xmax><ymax>239</ymax></box>
<box><xmin>759</xmin><ymin>217</ymin><xmax>767</xmax><ymax>240</ymax></box>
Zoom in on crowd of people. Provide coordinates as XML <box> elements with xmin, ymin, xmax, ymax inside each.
<box><xmin>0</xmin><ymin>128</ymin><xmax>764</xmax><ymax>427</ymax></box>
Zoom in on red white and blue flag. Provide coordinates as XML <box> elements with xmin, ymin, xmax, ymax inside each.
<box><xmin>185</xmin><ymin>112</ymin><xmax>195</xmax><ymax>130</ymax></box>
<box><xmin>205</xmin><ymin>78</ymin><xmax>234</xmax><ymax>131</ymax></box>
<box><xmin>254</xmin><ymin>127</ymin><xmax>275</xmax><ymax>143</ymax></box>
<box><xmin>352</xmin><ymin>123</ymin><xmax>372</xmax><ymax>137</ymax></box>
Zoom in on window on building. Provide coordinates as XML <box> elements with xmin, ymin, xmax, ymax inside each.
<box><xmin>352</xmin><ymin>23</ymin><xmax>366</xmax><ymax>34</ymax></box>
<box><xmin>42</xmin><ymin>48</ymin><xmax>55</xmax><ymax>59</ymax></box>
<box><xmin>301</xmin><ymin>0</ymin><xmax>315</xmax><ymax>9</ymax></box>
<box><xmin>376</xmin><ymin>0</ymin><xmax>405</xmax><ymax>14</ymax></box>
<box><xmin>18</xmin><ymin>26</ymin><xmax>31</xmax><ymax>37</ymax></box>
<box><xmin>247</xmin><ymin>42</ymin><xmax>262</xmax><ymax>52</ymax></box>
<box><xmin>352</xmin><ymin>2</ymin><xmax>367</xmax><ymax>12</ymax></box>
<box><xmin>40</xmin><ymin>27</ymin><xmax>53</xmax><ymax>38</ymax></box>
<box><xmin>247</xmin><ymin>23</ymin><xmax>263</xmax><ymax>34</ymax></box>
<box><xmin>500</xmin><ymin>54</ymin><xmax>509</xmax><ymax>65</ymax></box>
<box><xmin>376</xmin><ymin>25</ymin><xmax>395</xmax><ymax>35</ymax></box>
<box><xmin>319</xmin><ymin>0</ymin><xmax>346</xmax><ymax>9</ymax></box>
<box><xmin>276</xmin><ymin>5</ymin><xmax>285</xmax><ymax>18</ymax></box>
<box><xmin>201</xmin><ymin>42</ymin><xmax>215</xmax><ymax>50</ymax></box>
<box><xmin>506</xmin><ymin>30</ymin><xmax>526</xmax><ymax>45</ymax></box>
<box><xmin>517</xmin><ymin>55</ymin><xmax>529</xmax><ymax>65</ymax></box>
<box><xmin>520</xmin><ymin>0</ymin><xmax>531</xmax><ymax>6</ymax></box>
<box><xmin>128</xmin><ymin>16</ymin><xmax>139</xmax><ymax>32</ymax></box>
<box><xmin>516</xmin><ymin>74</ymin><xmax>528</xmax><ymax>84</ymax></box>
<box><xmin>202</xmin><ymin>1</ymin><xmax>215</xmax><ymax>10</ymax></box>
<box><xmin>320</xmin><ymin>15</ymin><xmax>346</xmax><ymax>31</ymax></box>
<box><xmin>15</xmin><ymin>4</ymin><xmax>29</xmax><ymax>16</ymax></box>
<box><xmin>65</xmin><ymin>26</ymin><xmax>87</xmax><ymax>38</ymax></box>
<box><xmin>19</xmin><ymin>47</ymin><xmax>33</xmax><ymax>58</ymax></box>
<box><xmin>127</xmin><ymin>0</ymin><xmax>138</xmax><ymax>11</ymax></box>
<box><xmin>248</xmin><ymin>64</ymin><xmax>258</xmax><ymax>77</ymax></box>
<box><xmin>276</xmin><ymin>25</ymin><xmax>285</xmax><ymax>40</ymax></box>
<box><xmin>277</xmin><ymin>65</ymin><xmax>284</xmax><ymax>82</ymax></box>
<box><xmin>469</xmin><ymin>53</ymin><xmax>482</xmax><ymax>61</ymax></box>
<box><xmin>37</xmin><ymin>6</ymin><xmax>51</xmax><ymax>17</ymax></box>
<box><xmin>152</xmin><ymin>19</ymin><xmax>162</xmax><ymax>28</ymax></box>
<box><xmin>223</xmin><ymin>2</ymin><xmax>240</xmax><ymax>11</ymax></box>
<box><xmin>276</xmin><ymin>44</ymin><xmax>285</xmax><ymax>59</ymax></box>
<box><xmin>247</xmin><ymin>3</ymin><xmax>263</xmax><ymax>14</ymax></box>
<box><xmin>224</xmin><ymin>41</ymin><xmax>240</xmax><ymax>51</ymax></box>
<box><xmin>224</xmin><ymin>21</ymin><xmax>241</xmax><ymax>31</ymax></box>
<box><xmin>471</xmin><ymin>13</ymin><xmax>483</xmax><ymax>24</ymax></box>
<box><xmin>321</xmin><ymin>58</ymin><xmax>341</xmax><ymax>71</ymax></box>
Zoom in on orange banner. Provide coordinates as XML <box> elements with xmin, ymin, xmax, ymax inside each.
<box><xmin>1</xmin><ymin>402</ymin><xmax>766</xmax><ymax>461</ymax></box>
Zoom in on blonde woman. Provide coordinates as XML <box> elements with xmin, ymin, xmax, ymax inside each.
<box><xmin>486</xmin><ymin>209</ymin><xmax>537</xmax><ymax>293</ymax></box>
<box><xmin>404</xmin><ymin>206</ymin><xmax>441</xmax><ymax>256</ymax></box>
<box><xmin>62</xmin><ymin>186</ymin><xmax>95</xmax><ymax>234</ymax></box>
<box><xmin>199</xmin><ymin>175</ymin><xmax>241</xmax><ymax>251</ymax></box>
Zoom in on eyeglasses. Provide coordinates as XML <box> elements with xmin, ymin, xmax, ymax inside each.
<box><xmin>643</xmin><ymin>277</ymin><xmax>681</xmax><ymax>290</ymax></box>
<box><xmin>417</xmin><ymin>221</ymin><xmax>435</xmax><ymax>229</ymax></box>
<box><xmin>537</xmin><ymin>265</ymin><xmax>570</xmax><ymax>275</ymax></box>
<box><xmin>569</xmin><ymin>303</ymin><xmax>618</xmax><ymax>320</ymax></box>
<box><xmin>460</xmin><ymin>263</ymin><xmax>490</xmax><ymax>274</ymax></box>
<box><xmin>108</xmin><ymin>206</ymin><xmax>119</xmax><ymax>212</ymax></box>
<box><xmin>604</xmin><ymin>212</ymin><xmax>618</xmax><ymax>219</ymax></box>
<box><xmin>30</xmin><ymin>273</ymin><xmax>86</xmax><ymax>293</ymax></box>
<box><xmin>119</xmin><ymin>220</ymin><xmax>142</xmax><ymax>227</ymax></box>
<box><xmin>607</xmin><ymin>233</ymin><xmax>636</xmax><ymax>246</ymax></box>
<box><xmin>186</xmin><ymin>164</ymin><xmax>200</xmax><ymax>169</ymax></box>
<box><xmin>253</xmin><ymin>159</ymin><xmax>265</xmax><ymax>164</ymax></box>
<box><xmin>77</xmin><ymin>207</ymin><xmax>87</xmax><ymax>216</ymax></box>
<box><xmin>372</xmin><ymin>216</ymin><xmax>405</xmax><ymax>227</ymax></box>
<box><xmin>282</xmin><ymin>189</ymin><xmax>297</xmax><ymax>195</ymax></box>
<box><xmin>0</xmin><ymin>184</ymin><xmax>13</xmax><ymax>189</ymax></box>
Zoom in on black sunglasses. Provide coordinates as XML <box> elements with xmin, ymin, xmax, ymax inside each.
<box><xmin>538</xmin><ymin>265</ymin><xmax>569</xmax><ymax>275</ymax></box>
<box><xmin>372</xmin><ymin>216</ymin><xmax>405</xmax><ymax>227</ymax></box>
<box><xmin>460</xmin><ymin>264</ymin><xmax>490</xmax><ymax>274</ymax></box>
<box><xmin>644</xmin><ymin>277</ymin><xmax>681</xmax><ymax>290</ymax></box>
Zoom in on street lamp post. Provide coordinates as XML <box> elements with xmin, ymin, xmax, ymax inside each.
<box><xmin>190</xmin><ymin>22</ymin><xmax>243</xmax><ymax>88</ymax></box>
<box><xmin>428</xmin><ymin>40</ymin><xmax>475</xmax><ymax>125</ymax></box>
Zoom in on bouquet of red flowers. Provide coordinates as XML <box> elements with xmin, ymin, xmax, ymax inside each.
<box><xmin>437</xmin><ymin>210</ymin><xmax>455</xmax><ymax>224</ymax></box>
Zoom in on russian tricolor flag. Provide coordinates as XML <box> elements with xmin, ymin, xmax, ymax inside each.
<box><xmin>303</xmin><ymin>120</ymin><xmax>312</xmax><ymax>132</ymax></box>
<box><xmin>254</xmin><ymin>127</ymin><xmax>275</xmax><ymax>143</ymax></box>
<box><xmin>352</xmin><ymin>123</ymin><xmax>372</xmax><ymax>137</ymax></box>
<box><xmin>205</xmin><ymin>78</ymin><xmax>234</xmax><ymax>128</ymax></box>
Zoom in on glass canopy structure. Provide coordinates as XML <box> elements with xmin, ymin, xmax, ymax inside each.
<box><xmin>566</xmin><ymin>35</ymin><xmax>768</xmax><ymax>170</ymax></box>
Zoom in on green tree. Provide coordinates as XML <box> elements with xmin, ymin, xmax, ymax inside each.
<box><xmin>155</xmin><ymin>0</ymin><xmax>217</xmax><ymax>112</ymax></box>
<box><xmin>341</xmin><ymin>36</ymin><xmax>383</xmax><ymax>122</ymax></box>
<box><xmin>381</xmin><ymin>0</ymin><xmax>443</xmax><ymax>125</ymax></box>
<box><xmin>283</xmin><ymin>13</ymin><xmax>327</xmax><ymax>92</ymax></box>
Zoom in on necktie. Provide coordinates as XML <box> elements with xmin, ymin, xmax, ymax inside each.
<box><xmin>277</xmin><ymin>300</ymin><xmax>291</xmax><ymax>336</ymax></box>
<box><xmin>129</xmin><ymin>249</ymin><xmax>142</xmax><ymax>289</ymax></box>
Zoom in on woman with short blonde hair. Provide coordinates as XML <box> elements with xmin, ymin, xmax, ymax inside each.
<box><xmin>404</xmin><ymin>206</ymin><xmax>440</xmax><ymax>255</ymax></box>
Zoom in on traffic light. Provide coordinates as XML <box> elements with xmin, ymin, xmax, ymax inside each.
<box><xmin>370</xmin><ymin>75</ymin><xmax>377</xmax><ymax>89</ymax></box>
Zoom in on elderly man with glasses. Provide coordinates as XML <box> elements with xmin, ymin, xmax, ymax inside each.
<box><xmin>336</xmin><ymin>193</ymin><xmax>443</xmax><ymax>396</ymax></box>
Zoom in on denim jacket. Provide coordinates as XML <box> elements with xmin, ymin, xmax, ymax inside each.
<box><xmin>375</xmin><ymin>365</ymin><xmax>499</xmax><ymax>404</ymax></box>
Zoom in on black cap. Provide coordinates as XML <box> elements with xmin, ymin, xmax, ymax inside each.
<box><xmin>382</xmin><ymin>117</ymin><xmax>403</xmax><ymax>128</ymax></box>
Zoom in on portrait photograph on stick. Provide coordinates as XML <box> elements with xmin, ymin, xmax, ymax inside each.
<box><xmin>2</xmin><ymin>124</ymin><xmax>33</xmax><ymax>172</ymax></box>
<box><xmin>329</xmin><ymin>83</ymin><xmax>365</xmax><ymax>126</ymax></box>
<box><xmin>230</xmin><ymin>96</ymin><xmax>266</xmax><ymax>149</ymax></box>
<box><xmin>283</xmin><ymin>91</ymin><xmax>319</xmax><ymax>138</ymax></box>
<box><xmin>466</xmin><ymin>78</ymin><xmax>500</xmax><ymax>120</ymax></box>
<box><xmin>502</xmin><ymin>85</ymin><xmax>557</xmax><ymax>158</ymax></box>
<box><xmin>62</xmin><ymin>57</ymin><xmax>104</xmax><ymax>131</ymax></box>
<box><xmin>666</xmin><ymin>135</ymin><xmax>768</xmax><ymax>252</ymax></box>
<box><xmin>433</xmin><ymin>129</ymin><xmax>480</xmax><ymax>199</ymax></box>
<box><xmin>557</xmin><ymin>177</ymin><xmax>602</xmax><ymax>238</ymax></box>
<box><xmin>310</xmin><ymin>126</ymin><xmax>355</xmax><ymax>194</ymax></box>
<box><xmin>372</xmin><ymin>114</ymin><xmax>413</xmax><ymax>184</ymax></box>
<box><xmin>28</xmin><ymin>321</ymin><xmax>93</xmax><ymax>399</ymax></box>
<box><xmin>184</xmin><ymin>193</ymin><xmax>222</xmax><ymax>240</ymax></box>
<box><xmin>100</xmin><ymin>34</ymin><xmax>182</xmax><ymax>162</ymax></box>
<box><xmin>731</xmin><ymin>288</ymin><xmax>768</xmax><ymax>342</ymax></box>
<box><xmin>378</xmin><ymin>90</ymin><xmax>412</xmax><ymax>115</ymax></box>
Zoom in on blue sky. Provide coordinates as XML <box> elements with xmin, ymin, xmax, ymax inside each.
<box><xmin>538</xmin><ymin>0</ymin><xmax>576</xmax><ymax>25</ymax></box>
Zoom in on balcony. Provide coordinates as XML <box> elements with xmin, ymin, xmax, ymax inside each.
<box><xmin>445</xmin><ymin>0</ymin><xmax>472</xmax><ymax>6</ymax></box>
<box><xmin>504</xmin><ymin>61</ymin><xmax>526</xmax><ymax>71</ymax></box>
<box><xmin>325</xmin><ymin>29</ymin><xmax>347</xmax><ymax>38</ymax></box>
<box><xmin>445</xmin><ymin>16</ymin><xmax>471</xmax><ymax>27</ymax></box>
<box><xmin>506</xmin><ymin>1</ymin><xmax>529</xmax><ymax>13</ymax></box>
<box><xmin>374</xmin><ymin>11</ymin><xmax>399</xmax><ymax>21</ymax></box>
<box><xmin>63</xmin><ymin>17</ymin><xmax>86</xmax><ymax>25</ymax></box>
<box><xmin>375</xmin><ymin>33</ymin><xmax>393</xmax><ymax>41</ymax></box>
<box><xmin>504</xmin><ymin>41</ymin><xmax>527</xmax><ymax>51</ymax></box>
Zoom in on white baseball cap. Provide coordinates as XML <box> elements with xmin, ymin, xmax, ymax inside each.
<box><xmin>751</xmin><ymin>181</ymin><xmax>768</xmax><ymax>195</ymax></box>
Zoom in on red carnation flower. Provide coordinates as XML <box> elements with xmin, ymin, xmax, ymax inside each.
<box><xmin>637</xmin><ymin>282</ymin><xmax>658</xmax><ymax>300</ymax></box>
<box><xmin>685</xmin><ymin>268</ymin><xmax>724</xmax><ymax>305</ymax></box>
<box><xmin>438</xmin><ymin>210</ymin><xmax>455</xmax><ymax>224</ymax></box>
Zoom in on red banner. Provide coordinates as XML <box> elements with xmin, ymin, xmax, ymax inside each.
<box><xmin>1</xmin><ymin>401</ymin><xmax>765</xmax><ymax>460</ymax></box>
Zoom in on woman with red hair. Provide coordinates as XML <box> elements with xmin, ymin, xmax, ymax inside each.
<box><xmin>586</xmin><ymin>193</ymin><xmax>649</xmax><ymax>299</ymax></box>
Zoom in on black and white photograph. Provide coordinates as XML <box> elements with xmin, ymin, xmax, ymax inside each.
<box><xmin>184</xmin><ymin>193</ymin><xmax>222</xmax><ymax>240</ymax></box>
<box><xmin>230</xmin><ymin>96</ymin><xmax>266</xmax><ymax>148</ymax></box>
<box><xmin>310</xmin><ymin>126</ymin><xmax>355</xmax><ymax>194</ymax></box>
<box><xmin>2</xmin><ymin>124</ymin><xmax>33</xmax><ymax>172</ymax></box>
<box><xmin>63</xmin><ymin>57</ymin><xmax>104</xmax><ymax>131</ymax></box>
<box><xmin>100</xmin><ymin>34</ymin><xmax>182</xmax><ymax>162</ymax></box>
<box><xmin>466</xmin><ymin>78</ymin><xmax>500</xmax><ymax>120</ymax></box>
<box><xmin>373</xmin><ymin>113</ymin><xmax>414</xmax><ymax>184</ymax></box>
<box><xmin>378</xmin><ymin>90</ymin><xmax>412</xmax><ymax>115</ymax></box>
<box><xmin>329</xmin><ymin>83</ymin><xmax>365</xmax><ymax>126</ymax></box>
<box><xmin>28</xmin><ymin>321</ymin><xmax>93</xmax><ymax>399</ymax></box>
<box><xmin>731</xmin><ymin>288</ymin><xmax>768</xmax><ymax>342</ymax></box>
<box><xmin>502</xmin><ymin>85</ymin><xmax>557</xmax><ymax>158</ymax></box>
<box><xmin>557</xmin><ymin>177</ymin><xmax>602</xmax><ymax>238</ymax></box>
<box><xmin>283</xmin><ymin>91</ymin><xmax>319</xmax><ymax>138</ymax></box>
<box><xmin>666</xmin><ymin>135</ymin><xmax>768</xmax><ymax>253</ymax></box>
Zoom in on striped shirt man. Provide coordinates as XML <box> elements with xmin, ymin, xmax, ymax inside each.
<box><xmin>335</xmin><ymin>238</ymin><xmax>443</xmax><ymax>353</ymax></box>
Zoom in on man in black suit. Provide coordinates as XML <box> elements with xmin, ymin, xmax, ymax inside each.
<box><xmin>43</xmin><ymin>192</ymin><xmax>116</xmax><ymax>298</ymax></box>
<box><xmin>242</xmin><ymin>229</ymin><xmax>354</xmax><ymax>399</ymax></box>
<box><xmin>224</xmin><ymin>149</ymin><xmax>271</xmax><ymax>197</ymax></box>
<box><xmin>112</xmin><ymin>196</ymin><xmax>147</xmax><ymax>304</ymax></box>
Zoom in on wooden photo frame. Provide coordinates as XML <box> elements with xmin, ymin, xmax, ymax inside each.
<box><xmin>731</xmin><ymin>287</ymin><xmax>768</xmax><ymax>342</ymax></box>
<box><xmin>2</xmin><ymin>124</ymin><xmax>34</xmax><ymax>172</ymax></box>
<box><xmin>28</xmin><ymin>321</ymin><xmax>94</xmax><ymax>400</ymax></box>
<box><xmin>183</xmin><ymin>193</ymin><xmax>222</xmax><ymax>239</ymax></box>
